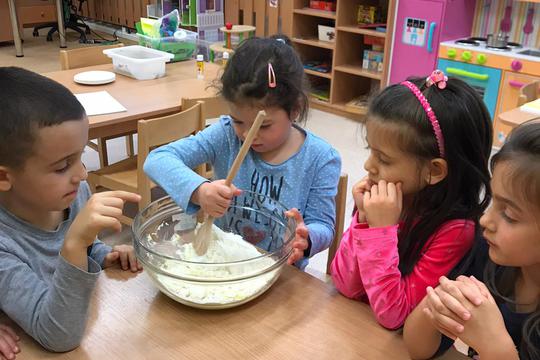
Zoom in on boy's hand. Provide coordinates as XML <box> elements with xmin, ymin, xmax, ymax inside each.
<box><xmin>63</xmin><ymin>191</ymin><xmax>140</xmax><ymax>270</ymax></box>
<box><xmin>0</xmin><ymin>324</ymin><xmax>20</xmax><ymax>360</ymax></box>
<box><xmin>192</xmin><ymin>180</ymin><xmax>242</xmax><ymax>217</ymax></box>
<box><xmin>363</xmin><ymin>180</ymin><xmax>402</xmax><ymax>228</ymax></box>
<box><xmin>352</xmin><ymin>177</ymin><xmax>372</xmax><ymax>223</ymax></box>
<box><xmin>103</xmin><ymin>244</ymin><xmax>143</xmax><ymax>272</ymax></box>
<box><xmin>285</xmin><ymin>208</ymin><xmax>309</xmax><ymax>265</ymax></box>
<box><xmin>66</xmin><ymin>191</ymin><xmax>141</xmax><ymax>248</ymax></box>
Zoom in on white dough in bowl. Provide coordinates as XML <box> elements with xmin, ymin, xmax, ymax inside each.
<box><xmin>150</xmin><ymin>225</ymin><xmax>278</xmax><ymax>305</ymax></box>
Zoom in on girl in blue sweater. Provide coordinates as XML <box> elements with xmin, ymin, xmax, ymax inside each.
<box><xmin>144</xmin><ymin>35</ymin><xmax>341</xmax><ymax>269</ymax></box>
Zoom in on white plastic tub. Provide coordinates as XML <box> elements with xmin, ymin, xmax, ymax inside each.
<box><xmin>103</xmin><ymin>45</ymin><xmax>174</xmax><ymax>80</ymax></box>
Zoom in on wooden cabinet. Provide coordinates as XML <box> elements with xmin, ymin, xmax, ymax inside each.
<box><xmin>0</xmin><ymin>0</ymin><xmax>57</xmax><ymax>43</ymax></box>
<box><xmin>16</xmin><ymin>0</ymin><xmax>56</xmax><ymax>27</ymax></box>
<box><xmin>79</xmin><ymin>0</ymin><xmax>153</xmax><ymax>29</ymax></box>
<box><xmin>0</xmin><ymin>0</ymin><xmax>15</xmax><ymax>42</ymax></box>
<box><xmin>18</xmin><ymin>4</ymin><xmax>56</xmax><ymax>25</ymax></box>
<box><xmin>493</xmin><ymin>71</ymin><xmax>540</xmax><ymax>147</ymax></box>
<box><xmin>291</xmin><ymin>0</ymin><xmax>396</xmax><ymax>120</ymax></box>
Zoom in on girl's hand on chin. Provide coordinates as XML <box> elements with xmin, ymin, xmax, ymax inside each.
<box><xmin>363</xmin><ymin>180</ymin><xmax>403</xmax><ymax>228</ymax></box>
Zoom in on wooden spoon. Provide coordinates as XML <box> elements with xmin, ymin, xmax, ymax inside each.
<box><xmin>193</xmin><ymin>110</ymin><xmax>267</xmax><ymax>255</ymax></box>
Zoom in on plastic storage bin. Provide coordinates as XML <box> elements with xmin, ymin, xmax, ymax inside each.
<box><xmin>103</xmin><ymin>45</ymin><xmax>174</xmax><ymax>80</ymax></box>
<box><xmin>137</xmin><ymin>29</ymin><xmax>198</xmax><ymax>62</ymax></box>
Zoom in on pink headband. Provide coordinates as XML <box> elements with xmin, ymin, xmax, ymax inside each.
<box><xmin>401</xmin><ymin>71</ymin><xmax>446</xmax><ymax>158</ymax></box>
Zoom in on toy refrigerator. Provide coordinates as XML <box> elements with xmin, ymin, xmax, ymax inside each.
<box><xmin>388</xmin><ymin>0</ymin><xmax>476</xmax><ymax>84</ymax></box>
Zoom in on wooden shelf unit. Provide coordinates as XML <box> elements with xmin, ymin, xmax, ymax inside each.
<box><xmin>293</xmin><ymin>8</ymin><xmax>336</xmax><ymax>19</ymax></box>
<box><xmin>334</xmin><ymin>64</ymin><xmax>383</xmax><ymax>80</ymax></box>
<box><xmin>291</xmin><ymin>0</ymin><xmax>396</xmax><ymax>120</ymax></box>
<box><xmin>304</xmin><ymin>68</ymin><xmax>333</xmax><ymax>79</ymax></box>
<box><xmin>292</xmin><ymin>37</ymin><xmax>335</xmax><ymax>50</ymax></box>
<box><xmin>336</xmin><ymin>26</ymin><xmax>387</xmax><ymax>38</ymax></box>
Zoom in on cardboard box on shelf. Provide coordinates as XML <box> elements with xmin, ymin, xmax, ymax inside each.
<box><xmin>318</xmin><ymin>25</ymin><xmax>336</xmax><ymax>42</ymax></box>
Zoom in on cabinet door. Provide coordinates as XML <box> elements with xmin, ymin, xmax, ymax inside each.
<box><xmin>18</xmin><ymin>5</ymin><xmax>57</xmax><ymax>25</ymax></box>
<box><xmin>389</xmin><ymin>0</ymin><xmax>444</xmax><ymax>84</ymax></box>
<box><xmin>493</xmin><ymin>72</ymin><xmax>540</xmax><ymax>147</ymax></box>
<box><xmin>0</xmin><ymin>0</ymin><xmax>14</xmax><ymax>42</ymax></box>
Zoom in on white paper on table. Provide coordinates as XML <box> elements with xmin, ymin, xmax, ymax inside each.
<box><xmin>74</xmin><ymin>91</ymin><xmax>127</xmax><ymax>116</ymax></box>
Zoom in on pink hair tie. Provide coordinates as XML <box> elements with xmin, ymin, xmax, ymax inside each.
<box><xmin>401</xmin><ymin>79</ymin><xmax>446</xmax><ymax>158</ymax></box>
<box><xmin>426</xmin><ymin>69</ymin><xmax>448</xmax><ymax>89</ymax></box>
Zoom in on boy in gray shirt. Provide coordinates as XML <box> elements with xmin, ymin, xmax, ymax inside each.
<box><xmin>0</xmin><ymin>67</ymin><xmax>141</xmax><ymax>356</ymax></box>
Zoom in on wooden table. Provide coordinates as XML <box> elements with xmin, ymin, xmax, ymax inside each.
<box><xmin>44</xmin><ymin>60</ymin><xmax>221</xmax><ymax>140</ymax></box>
<box><xmin>498</xmin><ymin>107</ymin><xmax>540</xmax><ymax>129</ymax></box>
<box><xmin>3</xmin><ymin>266</ymin><xmax>467</xmax><ymax>359</ymax></box>
<box><xmin>7</xmin><ymin>0</ymin><xmax>65</xmax><ymax>57</ymax></box>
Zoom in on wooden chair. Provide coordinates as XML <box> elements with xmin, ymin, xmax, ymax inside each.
<box><xmin>59</xmin><ymin>43</ymin><xmax>124</xmax><ymax>70</ymax></box>
<box><xmin>59</xmin><ymin>43</ymin><xmax>135</xmax><ymax>168</ymax></box>
<box><xmin>326</xmin><ymin>173</ymin><xmax>349</xmax><ymax>274</ymax></box>
<box><xmin>517</xmin><ymin>80</ymin><xmax>540</xmax><ymax>106</ymax></box>
<box><xmin>181</xmin><ymin>95</ymin><xmax>230</xmax><ymax>122</ymax></box>
<box><xmin>87</xmin><ymin>102</ymin><xmax>206</xmax><ymax>224</ymax></box>
<box><xmin>181</xmin><ymin>96</ymin><xmax>230</xmax><ymax>179</ymax></box>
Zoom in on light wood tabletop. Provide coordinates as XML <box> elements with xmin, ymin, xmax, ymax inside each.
<box><xmin>43</xmin><ymin>61</ymin><xmax>222</xmax><ymax>140</ymax></box>
<box><xmin>2</xmin><ymin>265</ymin><xmax>468</xmax><ymax>360</ymax></box>
<box><xmin>498</xmin><ymin>107</ymin><xmax>540</xmax><ymax>129</ymax></box>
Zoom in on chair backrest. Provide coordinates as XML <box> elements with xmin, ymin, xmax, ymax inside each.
<box><xmin>136</xmin><ymin>102</ymin><xmax>206</xmax><ymax>207</ymax></box>
<box><xmin>181</xmin><ymin>96</ymin><xmax>230</xmax><ymax>123</ymax></box>
<box><xmin>181</xmin><ymin>96</ymin><xmax>229</xmax><ymax>179</ymax></box>
<box><xmin>518</xmin><ymin>80</ymin><xmax>540</xmax><ymax>106</ymax></box>
<box><xmin>59</xmin><ymin>43</ymin><xmax>124</xmax><ymax>70</ymax></box>
<box><xmin>326</xmin><ymin>173</ymin><xmax>348</xmax><ymax>274</ymax></box>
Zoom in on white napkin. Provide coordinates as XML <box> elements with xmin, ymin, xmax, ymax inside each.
<box><xmin>74</xmin><ymin>91</ymin><xmax>127</xmax><ymax>116</ymax></box>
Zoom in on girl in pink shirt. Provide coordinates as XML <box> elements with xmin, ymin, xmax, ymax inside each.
<box><xmin>330</xmin><ymin>71</ymin><xmax>493</xmax><ymax>329</ymax></box>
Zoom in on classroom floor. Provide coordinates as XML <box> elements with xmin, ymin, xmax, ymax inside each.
<box><xmin>0</xmin><ymin>28</ymin><xmax>368</xmax><ymax>281</ymax></box>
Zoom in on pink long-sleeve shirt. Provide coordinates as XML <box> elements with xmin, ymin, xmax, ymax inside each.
<box><xmin>330</xmin><ymin>212</ymin><xmax>474</xmax><ymax>330</ymax></box>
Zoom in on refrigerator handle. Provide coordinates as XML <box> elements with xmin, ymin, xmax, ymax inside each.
<box><xmin>427</xmin><ymin>22</ymin><xmax>437</xmax><ymax>53</ymax></box>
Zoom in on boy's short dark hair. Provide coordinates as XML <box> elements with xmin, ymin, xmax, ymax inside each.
<box><xmin>0</xmin><ymin>67</ymin><xmax>86</xmax><ymax>169</ymax></box>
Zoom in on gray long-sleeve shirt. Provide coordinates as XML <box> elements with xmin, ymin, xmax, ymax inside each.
<box><xmin>0</xmin><ymin>182</ymin><xmax>111</xmax><ymax>352</ymax></box>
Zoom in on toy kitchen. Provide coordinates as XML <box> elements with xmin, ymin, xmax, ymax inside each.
<box><xmin>439</xmin><ymin>34</ymin><xmax>540</xmax><ymax>146</ymax></box>
<box><xmin>388</xmin><ymin>0</ymin><xmax>540</xmax><ymax>147</ymax></box>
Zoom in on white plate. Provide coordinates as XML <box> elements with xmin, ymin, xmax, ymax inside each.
<box><xmin>74</xmin><ymin>71</ymin><xmax>116</xmax><ymax>85</ymax></box>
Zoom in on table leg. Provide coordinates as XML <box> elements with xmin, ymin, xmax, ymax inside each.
<box><xmin>7</xmin><ymin>0</ymin><xmax>23</xmax><ymax>57</ymax></box>
<box><xmin>56</xmin><ymin>0</ymin><xmax>66</xmax><ymax>48</ymax></box>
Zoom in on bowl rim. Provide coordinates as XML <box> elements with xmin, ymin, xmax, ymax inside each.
<box><xmin>131</xmin><ymin>192</ymin><xmax>296</xmax><ymax>266</ymax></box>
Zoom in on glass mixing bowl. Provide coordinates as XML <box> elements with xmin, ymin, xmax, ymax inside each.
<box><xmin>132</xmin><ymin>191</ymin><xmax>296</xmax><ymax>309</ymax></box>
